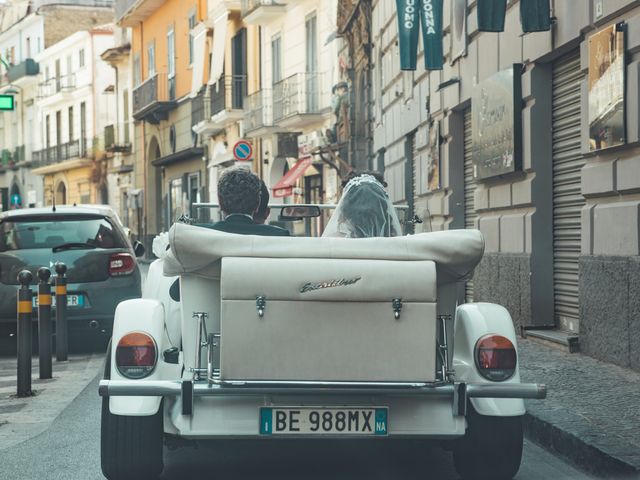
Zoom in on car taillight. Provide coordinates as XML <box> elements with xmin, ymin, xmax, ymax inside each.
<box><xmin>115</xmin><ymin>332</ymin><xmax>157</xmax><ymax>379</ymax></box>
<box><xmin>109</xmin><ymin>253</ymin><xmax>135</xmax><ymax>276</ymax></box>
<box><xmin>474</xmin><ymin>334</ymin><xmax>517</xmax><ymax>382</ymax></box>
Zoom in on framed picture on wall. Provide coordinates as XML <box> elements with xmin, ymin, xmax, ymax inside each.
<box><xmin>450</xmin><ymin>0</ymin><xmax>467</xmax><ymax>64</ymax></box>
<box><xmin>427</xmin><ymin>120</ymin><xmax>441</xmax><ymax>191</ymax></box>
<box><xmin>588</xmin><ymin>23</ymin><xmax>626</xmax><ymax>151</ymax></box>
<box><xmin>471</xmin><ymin>65</ymin><xmax>523</xmax><ymax>180</ymax></box>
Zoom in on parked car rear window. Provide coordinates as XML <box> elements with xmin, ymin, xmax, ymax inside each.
<box><xmin>0</xmin><ymin>215</ymin><xmax>128</xmax><ymax>252</ymax></box>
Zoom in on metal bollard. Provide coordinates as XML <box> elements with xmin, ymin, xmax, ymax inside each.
<box><xmin>37</xmin><ymin>267</ymin><xmax>53</xmax><ymax>379</ymax></box>
<box><xmin>55</xmin><ymin>263</ymin><xmax>68</xmax><ymax>362</ymax></box>
<box><xmin>17</xmin><ymin>270</ymin><xmax>33</xmax><ymax>397</ymax></box>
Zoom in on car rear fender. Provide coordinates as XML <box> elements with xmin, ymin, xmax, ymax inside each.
<box><xmin>453</xmin><ymin>303</ymin><xmax>526</xmax><ymax>417</ymax></box>
<box><xmin>108</xmin><ymin>298</ymin><xmax>180</xmax><ymax>416</ymax></box>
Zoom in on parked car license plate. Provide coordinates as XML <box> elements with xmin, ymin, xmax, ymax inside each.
<box><xmin>33</xmin><ymin>294</ymin><xmax>84</xmax><ymax>308</ymax></box>
<box><xmin>259</xmin><ymin>407</ymin><xmax>388</xmax><ymax>436</ymax></box>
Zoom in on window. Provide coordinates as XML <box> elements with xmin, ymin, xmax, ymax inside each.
<box><xmin>122</xmin><ymin>89</ymin><xmax>130</xmax><ymax>144</ymax></box>
<box><xmin>147</xmin><ymin>41</ymin><xmax>156</xmax><ymax>76</ymax></box>
<box><xmin>68</xmin><ymin>106</ymin><xmax>74</xmax><ymax>142</ymax></box>
<box><xmin>79</xmin><ymin>48</ymin><xmax>85</xmax><ymax>68</ymax></box>
<box><xmin>188</xmin><ymin>10</ymin><xmax>197</xmax><ymax>65</ymax></box>
<box><xmin>45</xmin><ymin>65</ymin><xmax>50</xmax><ymax>81</ymax></box>
<box><xmin>66</xmin><ymin>55</ymin><xmax>72</xmax><ymax>82</ymax></box>
<box><xmin>169</xmin><ymin>178</ymin><xmax>183</xmax><ymax>224</ymax></box>
<box><xmin>133</xmin><ymin>53</ymin><xmax>141</xmax><ymax>86</ymax></box>
<box><xmin>26</xmin><ymin>37</ymin><xmax>31</xmax><ymax>58</ymax></box>
<box><xmin>188</xmin><ymin>172</ymin><xmax>200</xmax><ymax>211</ymax></box>
<box><xmin>45</xmin><ymin>115</ymin><xmax>50</xmax><ymax>148</ymax></box>
<box><xmin>271</xmin><ymin>34</ymin><xmax>282</xmax><ymax>84</ymax></box>
<box><xmin>80</xmin><ymin>102</ymin><xmax>86</xmax><ymax>155</ymax></box>
<box><xmin>167</xmin><ymin>27</ymin><xmax>175</xmax><ymax>78</ymax></box>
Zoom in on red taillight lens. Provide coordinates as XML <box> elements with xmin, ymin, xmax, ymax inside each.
<box><xmin>109</xmin><ymin>253</ymin><xmax>135</xmax><ymax>276</ymax></box>
<box><xmin>115</xmin><ymin>332</ymin><xmax>157</xmax><ymax>379</ymax></box>
<box><xmin>475</xmin><ymin>334</ymin><xmax>517</xmax><ymax>382</ymax></box>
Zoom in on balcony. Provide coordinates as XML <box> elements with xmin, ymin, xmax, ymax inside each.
<box><xmin>273</xmin><ymin>72</ymin><xmax>329</xmax><ymax>129</ymax></box>
<box><xmin>38</xmin><ymin>74</ymin><xmax>76</xmax><ymax>98</ymax></box>
<box><xmin>222</xmin><ymin>0</ymin><xmax>241</xmax><ymax>10</ymax></box>
<box><xmin>116</xmin><ymin>0</ymin><xmax>166</xmax><ymax>27</ymax></box>
<box><xmin>241</xmin><ymin>0</ymin><xmax>287</xmax><ymax>24</ymax></box>
<box><xmin>132</xmin><ymin>73</ymin><xmax>176</xmax><ymax>124</ymax></box>
<box><xmin>104</xmin><ymin>123</ymin><xmax>132</xmax><ymax>154</ymax></box>
<box><xmin>192</xmin><ymin>76</ymin><xmax>246</xmax><ymax>137</ymax></box>
<box><xmin>32</xmin><ymin>140</ymin><xmax>89</xmax><ymax>168</ymax></box>
<box><xmin>7</xmin><ymin>59</ymin><xmax>39</xmax><ymax>83</ymax></box>
<box><xmin>244</xmin><ymin>89</ymin><xmax>278</xmax><ymax>136</ymax></box>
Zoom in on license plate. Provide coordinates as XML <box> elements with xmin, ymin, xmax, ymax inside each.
<box><xmin>259</xmin><ymin>407</ymin><xmax>388</xmax><ymax>436</ymax></box>
<box><xmin>33</xmin><ymin>294</ymin><xmax>84</xmax><ymax>308</ymax></box>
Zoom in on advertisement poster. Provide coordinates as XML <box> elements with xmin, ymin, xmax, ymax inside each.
<box><xmin>428</xmin><ymin>121</ymin><xmax>441</xmax><ymax>191</ymax></box>
<box><xmin>471</xmin><ymin>66</ymin><xmax>522</xmax><ymax>180</ymax></box>
<box><xmin>588</xmin><ymin>24</ymin><xmax>626</xmax><ymax>151</ymax></box>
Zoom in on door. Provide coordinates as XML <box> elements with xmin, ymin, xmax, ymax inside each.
<box><xmin>552</xmin><ymin>51</ymin><xmax>584</xmax><ymax>333</ymax></box>
<box><xmin>55</xmin><ymin>110</ymin><xmax>62</xmax><ymax>161</ymax></box>
<box><xmin>463</xmin><ymin>107</ymin><xmax>476</xmax><ymax>302</ymax></box>
<box><xmin>231</xmin><ymin>28</ymin><xmax>247</xmax><ymax>109</ymax></box>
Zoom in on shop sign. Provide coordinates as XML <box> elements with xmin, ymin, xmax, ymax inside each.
<box><xmin>471</xmin><ymin>65</ymin><xmax>523</xmax><ymax>180</ymax></box>
<box><xmin>588</xmin><ymin>23</ymin><xmax>626</xmax><ymax>152</ymax></box>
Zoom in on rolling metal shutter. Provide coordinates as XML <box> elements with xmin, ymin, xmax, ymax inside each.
<box><xmin>463</xmin><ymin>108</ymin><xmax>476</xmax><ymax>302</ymax></box>
<box><xmin>552</xmin><ymin>52</ymin><xmax>584</xmax><ymax>332</ymax></box>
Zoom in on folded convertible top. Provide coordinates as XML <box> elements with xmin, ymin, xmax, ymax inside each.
<box><xmin>164</xmin><ymin>223</ymin><xmax>485</xmax><ymax>283</ymax></box>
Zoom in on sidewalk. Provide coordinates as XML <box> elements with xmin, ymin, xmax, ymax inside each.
<box><xmin>0</xmin><ymin>353</ymin><xmax>104</xmax><ymax>450</ymax></box>
<box><xmin>519</xmin><ymin>339</ymin><xmax>640</xmax><ymax>478</ymax></box>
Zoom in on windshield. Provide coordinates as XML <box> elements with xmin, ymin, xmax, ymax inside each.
<box><xmin>0</xmin><ymin>215</ymin><xmax>128</xmax><ymax>252</ymax></box>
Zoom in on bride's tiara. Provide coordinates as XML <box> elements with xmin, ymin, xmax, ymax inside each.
<box><xmin>343</xmin><ymin>174</ymin><xmax>385</xmax><ymax>194</ymax></box>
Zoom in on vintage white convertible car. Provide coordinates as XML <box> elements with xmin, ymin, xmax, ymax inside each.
<box><xmin>99</xmin><ymin>221</ymin><xmax>546</xmax><ymax>480</ymax></box>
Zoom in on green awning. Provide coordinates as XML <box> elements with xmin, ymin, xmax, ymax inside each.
<box><xmin>421</xmin><ymin>0</ymin><xmax>444</xmax><ymax>70</ymax></box>
<box><xmin>520</xmin><ymin>0</ymin><xmax>551</xmax><ymax>32</ymax></box>
<box><xmin>477</xmin><ymin>0</ymin><xmax>507</xmax><ymax>32</ymax></box>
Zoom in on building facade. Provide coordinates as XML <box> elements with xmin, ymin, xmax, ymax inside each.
<box><xmin>371</xmin><ymin>0</ymin><xmax>640</xmax><ymax>371</ymax></box>
<box><xmin>31</xmin><ymin>26</ymin><xmax>116</xmax><ymax>206</ymax></box>
<box><xmin>0</xmin><ymin>1</ymin><xmax>114</xmax><ymax>210</ymax></box>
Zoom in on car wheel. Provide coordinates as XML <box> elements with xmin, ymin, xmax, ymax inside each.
<box><xmin>100</xmin><ymin>342</ymin><xmax>164</xmax><ymax>480</ymax></box>
<box><xmin>452</xmin><ymin>405</ymin><xmax>523</xmax><ymax>480</ymax></box>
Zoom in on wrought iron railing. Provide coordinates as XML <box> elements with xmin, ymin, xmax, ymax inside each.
<box><xmin>39</xmin><ymin>74</ymin><xmax>76</xmax><ymax>97</ymax></box>
<box><xmin>211</xmin><ymin>75</ymin><xmax>247</xmax><ymax>116</ymax></box>
<box><xmin>191</xmin><ymin>88</ymin><xmax>210</xmax><ymax>127</ymax></box>
<box><xmin>31</xmin><ymin>139</ymin><xmax>91</xmax><ymax>166</ymax></box>
<box><xmin>244</xmin><ymin>89</ymin><xmax>273</xmax><ymax>132</ymax></box>
<box><xmin>132</xmin><ymin>72</ymin><xmax>175</xmax><ymax>116</ymax></box>
<box><xmin>272</xmin><ymin>72</ymin><xmax>325</xmax><ymax>123</ymax></box>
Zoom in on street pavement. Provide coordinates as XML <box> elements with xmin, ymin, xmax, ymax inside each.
<box><xmin>519</xmin><ymin>339</ymin><xmax>640</xmax><ymax>477</ymax></box>
<box><xmin>0</xmin><ymin>373</ymin><xmax>598</xmax><ymax>480</ymax></box>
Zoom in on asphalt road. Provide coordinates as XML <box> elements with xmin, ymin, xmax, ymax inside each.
<box><xmin>0</xmin><ymin>373</ymin><xmax>600</xmax><ymax>480</ymax></box>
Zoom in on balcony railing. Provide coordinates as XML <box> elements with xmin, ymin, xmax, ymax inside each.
<box><xmin>211</xmin><ymin>75</ymin><xmax>247</xmax><ymax>117</ymax></box>
<box><xmin>38</xmin><ymin>74</ymin><xmax>76</xmax><ymax>98</ymax></box>
<box><xmin>7</xmin><ymin>59</ymin><xmax>39</xmax><ymax>83</ymax></box>
<box><xmin>32</xmin><ymin>139</ymin><xmax>92</xmax><ymax>167</ymax></box>
<box><xmin>105</xmin><ymin>123</ymin><xmax>132</xmax><ymax>153</ymax></box>
<box><xmin>132</xmin><ymin>72</ymin><xmax>176</xmax><ymax>122</ymax></box>
<box><xmin>244</xmin><ymin>89</ymin><xmax>273</xmax><ymax>133</ymax></box>
<box><xmin>273</xmin><ymin>72</ymin><xmax>325</xmax><ymax>123</ymax></box>
<box><xmin>191</xmin><ymin>89</ymin><xmax>210</xmax><ymax>127</ymax></box>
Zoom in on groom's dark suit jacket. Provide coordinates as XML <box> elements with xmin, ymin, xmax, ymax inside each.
<box><xmin>169</xmin><ymin>214</ymin><xmax>290</xmax><ymax>300</ymax></box>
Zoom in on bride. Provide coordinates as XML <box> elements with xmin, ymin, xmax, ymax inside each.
<box><xmin>322</xmin><ymin>172</ymin><xmax>402</xmax><ymax>238</ymax></box>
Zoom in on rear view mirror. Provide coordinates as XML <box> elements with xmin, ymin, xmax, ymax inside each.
<box><xmin>133</xmin><ymin>240</ymin><xmax>145</xmax><ymax>258</ymax></box>
<box><xmin>279</xmin><ymin>205</ymin><xmax>322</xmax><ymax>221</ymax></box>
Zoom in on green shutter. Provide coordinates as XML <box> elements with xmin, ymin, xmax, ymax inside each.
<box><xmin>396</xmin><ymin>0</ymin><xmax>421</xmax><ymax>70</ymax></box>
<box><xmin>477</xmin><ymin>0</ymin><xmax>507</xmax><ymax>32</ymax></box>
<box><xmin>420</xmin><ymin>0</ymin><xmax>444</xmax><ymax>70</ymax></box>
<box><xmin>520</xmin><ymin>0</ymin><xmax>551</xmax><ymax>32</ymax></box>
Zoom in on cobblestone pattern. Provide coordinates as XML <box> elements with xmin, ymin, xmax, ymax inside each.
<box><xmin>519</xmin><ymin>339</ymin><xmax>640</xmax><ymax>476</ymax></box>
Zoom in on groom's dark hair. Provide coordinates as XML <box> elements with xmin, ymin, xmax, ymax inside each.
<box><xmin>218</xmin><ymin>167</ymin><xmax>261</xmax><ymax>215</ymax></box>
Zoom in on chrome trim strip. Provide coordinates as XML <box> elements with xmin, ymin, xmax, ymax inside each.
<box><xmin>99</xmin><ymin>380</ymin><xmax>547</xmax><ymax>399</ymax></box>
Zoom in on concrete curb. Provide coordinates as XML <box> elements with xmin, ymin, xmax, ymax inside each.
<box><xmin>524</xmin><ymin>412</ymin><xmax>640</xmax><ymax>479</ymax></box>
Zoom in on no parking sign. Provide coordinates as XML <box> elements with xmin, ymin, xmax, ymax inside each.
<box><xmin>233</xmin><ymin>140</ymin><xmax>253</xmax><ymax>162</ymax></box>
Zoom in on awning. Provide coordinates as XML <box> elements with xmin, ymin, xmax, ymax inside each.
<box><xmin>190</xmin><ymin>23</ymin><xmax>208</xmax><ymax>97</ymax></box>
<box><xmin>208</xmin><ymin>10</ymin><xmax>228</xmax><ymax>86</ymax></box>
<box><xmin>272</xmin><ymin>158</ymin><xmax>313</xmax><ymax>198</ymax></box>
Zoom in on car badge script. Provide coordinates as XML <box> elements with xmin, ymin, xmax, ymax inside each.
<box><xmin>300</xmin><ymin>276</ymin><xmax>362</xmax><ymax>294</ymax></box>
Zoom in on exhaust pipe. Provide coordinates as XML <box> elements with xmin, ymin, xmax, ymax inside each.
<box><xmin>89</xmin><ymin>320</ymin><xmax>99</xmax><ymax>329</ymax></box>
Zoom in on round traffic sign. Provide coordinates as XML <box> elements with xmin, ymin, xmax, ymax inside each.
<box><xmin>233</xmin><ymin>140</ymin><xmax>253</xmax><ymax>161</ymax></box>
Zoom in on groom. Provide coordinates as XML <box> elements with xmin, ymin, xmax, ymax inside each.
<box><xmin>170</xmin><ymin>167</ymin><xmax>288</xmax><ymax>300</ymax></box>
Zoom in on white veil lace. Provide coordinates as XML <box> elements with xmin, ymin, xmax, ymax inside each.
<box><xmin>322</xmin><ymin>174</ymin><xmax>403</xmax><ymax>238</ymax></box>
